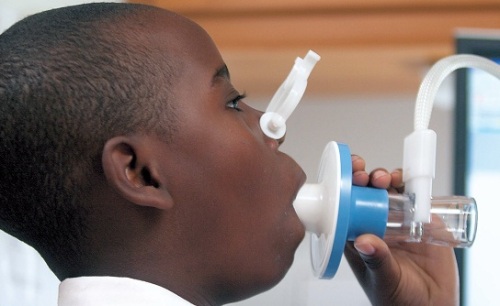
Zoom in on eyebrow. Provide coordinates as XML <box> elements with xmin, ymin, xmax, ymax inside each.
<box><xmin>212</xmin><ymin>64</ymin><xmax>230</xmax><ymax>85</ymax></box>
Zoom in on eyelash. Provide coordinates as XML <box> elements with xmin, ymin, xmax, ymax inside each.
<box><xmin>226</xmin><ymin>94</ymin><xmax>246</xmax><ymax>112</ymax></box>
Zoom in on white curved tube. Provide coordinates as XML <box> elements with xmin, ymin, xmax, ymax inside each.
<box><xmin>415</xmin><ymin>54</ymin><xmax>500</xmax><ymax>131</ymax></box>
<box><xmin>406</xmin><ymin>54</ymin><xmax>500</xmax><ymax>223</ymax></box>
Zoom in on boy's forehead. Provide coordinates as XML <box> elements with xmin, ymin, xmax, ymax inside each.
<box><xmin>142</xmin><ymin>9</ymin><xmax>207</xmax><ymax>39</ymax></box>
<box><xmin>128</xmin><ymin>8</ymin><xmax>227</xmax><ymax>87</ymax></box>
<box><xmin>143</xmin><ymin>12</ymin><xmax>221</xmax><ymax>61</ymax></box>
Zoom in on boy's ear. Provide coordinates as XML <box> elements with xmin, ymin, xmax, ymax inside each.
<box><xmin>101</xmin><ymin>136</ymin><xmax>173</xmax><ymax>210</ymax></box>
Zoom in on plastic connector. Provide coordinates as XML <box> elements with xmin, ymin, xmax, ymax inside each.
<box><xmin>260</xmin><ymin>50</ymin><xmax>320</xmax><ymax>139</ymax></box>
<box><xmin>402</xmin><ymin>129</ymin><xmax>436</xmax><ymax>223</ymax></box>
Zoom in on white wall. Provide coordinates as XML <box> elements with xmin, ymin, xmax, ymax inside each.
<box><xmin>0</xmin><ymin>233</ymin><xmax>59</xmax><ymax>306</ymax></box>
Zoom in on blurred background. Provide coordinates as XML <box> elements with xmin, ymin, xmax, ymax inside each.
<box><xmin>1</xmin><ymin>0</ymin><xmax>500</xmax><ymax>305</ymax></box>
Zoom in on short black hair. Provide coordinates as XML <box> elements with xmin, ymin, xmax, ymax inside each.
<box><xmin>0</xmin><ymin>3</ymin><xmax>178</xmax><ymax>276</ymax></box>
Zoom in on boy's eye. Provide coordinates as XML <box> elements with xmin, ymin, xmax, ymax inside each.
<box><xmin>226</xmin><ymin>94</ymin><xmax>246</xmax><ymax>112</ymax></box>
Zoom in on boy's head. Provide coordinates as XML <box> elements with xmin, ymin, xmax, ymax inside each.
<box><xmin>0</xmin><ymin>3</ymin><xmax>306</xmax><ymax>304</ymax></box>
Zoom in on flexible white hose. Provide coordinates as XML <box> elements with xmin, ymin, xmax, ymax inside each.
<box><xmin>415</xmin><ymin>54</ymin><xmax>500</xmax><ymax>131</ymax></box>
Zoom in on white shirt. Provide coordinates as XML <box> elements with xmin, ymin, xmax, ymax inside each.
<box><xmin>58</xmin><ymin>276</ymin><xmax>194</xmax><ymax>306</ymax></box>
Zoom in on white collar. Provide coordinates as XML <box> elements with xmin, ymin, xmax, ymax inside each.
<box><xmin>58</xmin><ymin>276</ymin><xmax>194</xmax><ymax>306</ymax></box>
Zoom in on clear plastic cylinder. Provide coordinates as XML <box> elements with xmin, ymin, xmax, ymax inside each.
<box><xmin>384</xmin><ymin>194</ymin><xmax>477</xmax><ymax>248</ymax></box>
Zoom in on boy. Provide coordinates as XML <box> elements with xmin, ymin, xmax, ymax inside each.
<box><xmin>0</xmin><ymin>3</ymin><xmax>458</xmax><ymax>305</ymax></box>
